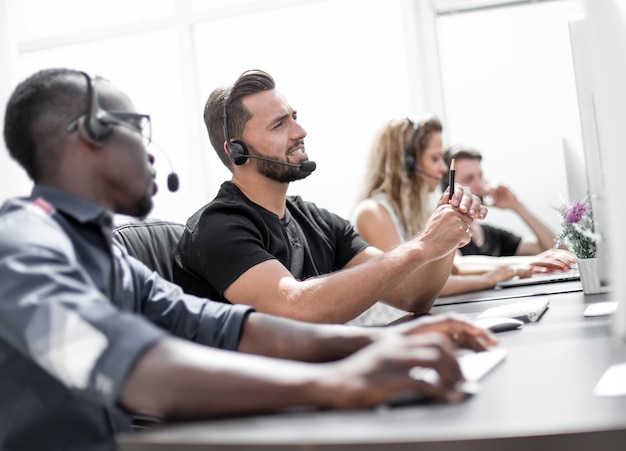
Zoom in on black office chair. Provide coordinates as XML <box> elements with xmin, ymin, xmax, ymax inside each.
<box><xmin>113</xmin><ymin>218</ymin><xmax>185</xmax><ymax>430</ymax></box>
<box><xmin>113</xmin><ymin>218</ymin><xmax>185</xmax><ymax>283</ymax></box>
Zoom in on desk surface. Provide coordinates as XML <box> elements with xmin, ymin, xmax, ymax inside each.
<box><xmin>434</xmin><ymin>279</ymin><xmax>584</xmax><ymax>306</ymax></box>
<box><xmin>117</xmin><ymin>286</ymin><xmax>626</xmax><ymax>451</ymax></box>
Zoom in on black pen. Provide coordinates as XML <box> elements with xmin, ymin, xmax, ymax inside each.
<box><xmin>449</xmin><ymin>158</ymin><xmax>456</xmax><ymax>199</ymax></box>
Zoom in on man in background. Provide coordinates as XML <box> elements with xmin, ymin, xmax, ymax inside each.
<box><xmin>443</xmin><ymin>147</ymin><xmax>575</xmax><ymax>270</ymax></box>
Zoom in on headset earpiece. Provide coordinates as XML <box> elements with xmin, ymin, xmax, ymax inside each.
<box><xmin>85</xmin><ymin>109</ymin><xmax>114</xmax><ymax>142</ymax></box>
<box><xmin>81</xmin><ymin>71</ymin><xmax>114</xmax><ymax>142</ymax></box>
<box><xmin>404</xmin><ymin>119</ymin><xmax>420</xmax><ymax>172</ymax></box>
<box><xmin>74</xmin><ymin>116</ymin><xmax>104</xmax><ymax>146</ymax></box>
<box><xmin>229</xmin><ymin>139</ymin><xmax>249</xmax><ymax>165</ymax></box>
<box><xmin>222</xmin><ymin>94</ymin><xmax>251</xmax><ymax>166</ymax></box>
<box><xmin>405</xmin><ymin>152</ymin><xmax>416</xmax><ymax>172</ymax></box>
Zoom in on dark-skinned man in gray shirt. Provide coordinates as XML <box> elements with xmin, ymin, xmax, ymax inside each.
<box><xmin>0</xmin><ymin>68</ymin><xmax>496</xmax><ymax>451</ymax></box>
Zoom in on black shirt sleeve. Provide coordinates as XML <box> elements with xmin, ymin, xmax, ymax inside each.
<box><xmin>173</xmin><ymin>183</ymin><xmax>370</xmax><ymax>302</ymax></box>
<box><xmin>460</xmin><ymin>223</ymin><xmax>522</xmax><ymax>257</ymax></box>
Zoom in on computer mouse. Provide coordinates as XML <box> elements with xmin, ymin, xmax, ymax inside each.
<box><xmin>474</xmin><ymin>316</ymin><xmax>524</xmax><ymax>332</ymax></box>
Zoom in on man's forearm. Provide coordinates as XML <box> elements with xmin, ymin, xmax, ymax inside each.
<box><xmin>385</xmin><ymin>250</ymin><xmax>455</xmax><ymax>312</ymax></box>
<box><xmin>514</xmin><ymin>202</ymin><xmax>556</xmax><ymax>251</ymax></box>
<box><xmin>237</xmin><ymin>312</ymin><xmax>381</xmax><ymax>361</ymax></box>
<box><xmin>121</xmin><ymin>337</ymin><xmax>336</xmax><ymax>419</ymax></box>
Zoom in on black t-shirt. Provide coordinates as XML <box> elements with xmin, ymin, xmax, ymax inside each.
<box><xmin>173</xmin><ymin>181</ymin><xmax>369</xmax><ymax>302</ymax></box>
<box><xmin>460</xmin><ymin>223</ymin><xmax>521</xmax><ymax>257</ymax></box>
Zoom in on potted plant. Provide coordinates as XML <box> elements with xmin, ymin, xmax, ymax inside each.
<box><xmin>554</xmin><ymin>197</ymin><xmax>601</xmax><ymax>294</ymax></box>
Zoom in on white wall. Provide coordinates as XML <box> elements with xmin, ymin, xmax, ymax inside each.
<box><xmin>2</xmin><ymin>0</ymin><xmax>437</xmax><ymax>224</ymax></box>
<box><xmin>0</xmin><ymin>0</ymin><xmax>584</xmax><ymax>239</ymax></box>
<box><xmin>0</xmin><ymin>0</ymin><xmax>31</xmax><ymax>202</ymax></box>
<box><xmin>437</xmin><ymin>0</ymin><xmax>584</xmax><ymax>236</ymax></box>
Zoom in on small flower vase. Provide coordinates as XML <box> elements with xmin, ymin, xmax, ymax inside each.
<box><xmin>577</xmin><ymin>257</ymin><xmax>602</xmax><ymax>294</ymax></box>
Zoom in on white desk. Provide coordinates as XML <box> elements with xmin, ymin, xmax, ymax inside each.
<box><xmin>117</xmin><ymin>286</ymin><xmax>626</xmax><ymax>451</ymax></box>
<box><xmin>434</xmin><ymin>279</ymin><xmax>584</xmax><ymax>306</ymax></box>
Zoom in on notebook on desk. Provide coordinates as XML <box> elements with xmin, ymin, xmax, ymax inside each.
<box><xmin>495</xmin><ymin>268</ymin><xmax>580</xmax><ymax>289</ymax></box>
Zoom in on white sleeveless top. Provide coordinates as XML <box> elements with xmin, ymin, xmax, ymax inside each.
<box><xmin>347</xmin><ymin>192</ymin><xmax>409</xmax><ymax>326</ymax></box>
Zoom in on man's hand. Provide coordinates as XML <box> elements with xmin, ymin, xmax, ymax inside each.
<box><xmin>487</xmin><ymin>183</ymin><xmax>519</xmax><ymax>210</ymax></box>
<box><xmin>319</xmin><ymin>332</ymin><xmax>469</xmax><ymax>409</ymax></box>
<box><xmin>420</xmin><ymin>185</ymin><xmax>488</xmax><ymax>260</ymax></box>
<box><xmin>527</xmin><ymin>248</ymin><xmax>578</xmax><ymax>272</ymax></box>
<box><xmin>391</xmin><ymin>314</ymin><xmax>498</xmax><ymax>352</ymax></box>
<box><xmin>484</xmin><ymin>266</ymin><xmax>520</xmax><ymax>285</ymax></box>
<box><xmin>319</xmin><ymin>315</ymin><xmax>498</xmax><ymax>409</ymax></box>
<box><xmin>441</xmin><ymin>184</ymin><xmax>488</xmax><ymax>220</ymax></box>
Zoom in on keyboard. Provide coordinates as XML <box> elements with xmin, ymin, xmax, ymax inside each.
<box><xmin>476</xmin><ymin>297</ymin><xmax>550</xmax><ymax>323</ymax></box>
<box><xmin>457</xmin><ymin>348</ymin><xmax>508</xmax><ymax>382</ymax></box>
<box><xmin>386</xmin><ymin>348</ymin><xmax>508</xmax><ymax>406</ymax></box>
<box><xmin>409</xmin><ymin>348</ymin><xmax>507</xmax><ymax>383</ymax></box>
<box><xmin>496</xmin><ymin>268</ymin><xmax>579</xmax><ymax>288</ymax></box>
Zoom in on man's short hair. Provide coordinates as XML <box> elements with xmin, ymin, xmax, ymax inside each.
<box><xmin>443</xmin><ymin>146</ymin><xmax>482</xmax><ymax>168</ymax></box>
<box><xmin>4</xmin><ymin>68</ymin><xmax>88</xmax><ymax>181</ymax></box>
<box><xmin>204</xmin><ymin>69</ymin><xmax>276</xmax><ymax>170</ymax></box>
<box><xmin>441</xmin><ymin>146</ymin><xmax>483</xmax><ymax>191</ymax></box>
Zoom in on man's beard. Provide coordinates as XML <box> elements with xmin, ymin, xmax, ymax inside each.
<box><xmin>251</xmin><ymin>149</ymin><xmax>312</xmax><ymax>183</ymax></box>
<box><xmin>134</xmin><ymin>194</ymin><xmax>154</xmax><ymax>218</ymax></box>
<box><xmin>122</xmin><ymin>193</ymin><xmax>153</xmax><ymax>219</ymax></box>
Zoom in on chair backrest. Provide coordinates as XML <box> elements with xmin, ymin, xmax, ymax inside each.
<box><xmin>113</xmin><ymin>218</ymin><xmax>185</xmax><ymax>282</ymax></box>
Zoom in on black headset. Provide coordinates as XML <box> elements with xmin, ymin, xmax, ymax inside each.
<box><xmin>72</xmin><ymin>72</ymin><xmax>180</xmax><ymax>192</ymax></box>
<box><xmin>222</xmin><ymin>96</ymin><xmax>249</xmax><ymax>165</ymax></box>
<box><xmin>80</xmin><ymin>71</ymin><xmax>116</xmax><ymax>142</ymax></box>
<box><xmin>404</xmin><ymin>118</ymin><xmax>420</xmax><ymax>172</ymax></box>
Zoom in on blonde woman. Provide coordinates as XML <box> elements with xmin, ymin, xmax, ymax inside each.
<box><xmin>350</xmin><ymin>117</ymin><xmax>522</xmax><ymax>325</ymax></box>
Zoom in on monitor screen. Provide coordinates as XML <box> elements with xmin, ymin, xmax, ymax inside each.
<box><xmin>562</xmin><ymin>137</ymin><xmax>589</xmax><ymax>204</ymax></box>
<box><xmin>567</xmin><ymin>14</ymin><xmax>611</xmax><ymax>290</ymax></box>
<box><xmin>569</xmin><ymin>0</ymin><xmax>626</xmax><ymax>340</ymax></box>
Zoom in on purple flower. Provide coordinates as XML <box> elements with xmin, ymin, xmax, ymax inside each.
<box><xmin>565</xmin><ymin>201</ymin><xmax>587</xmax><ymax>224</ymax></box>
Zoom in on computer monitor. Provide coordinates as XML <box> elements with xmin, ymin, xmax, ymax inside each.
<box><xmin>569</xmin><ymin>0</ymin><xmax>626</xmax><ymax>340</ymax></box>
<box><xmin>562</xmin><ymin>137</ymin><xmax>588</xmax><ymax>204</ymax></box>
<box><xmin>567</xmin><ymin>14</ymin><xmax>611</xmax><ymax>290</ymax></box>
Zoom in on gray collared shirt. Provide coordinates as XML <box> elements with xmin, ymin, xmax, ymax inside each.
<box><xmin>0</xmin><ymin>185</ymin><xmax>253</xmax><ymax>451</ymax></box>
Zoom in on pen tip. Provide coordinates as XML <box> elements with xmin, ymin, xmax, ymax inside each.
<box><xmin>450</xmin><ymin>159</ymin><xmax>456</xmax><ymax>170</ymax></box>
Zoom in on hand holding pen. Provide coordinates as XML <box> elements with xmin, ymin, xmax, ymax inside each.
<box><xmin>449</xmin><ymin>159</ymin><xmax>456</xmax><ymax>199</ymax></box>
<box><xmin>446</xmin><ymin>159</ymin><xmax>487</xmax><ymax>220</ymax></box>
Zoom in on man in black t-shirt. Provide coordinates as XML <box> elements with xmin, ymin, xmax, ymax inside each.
<box><xmin>174</xmin><ymin>70</ymin><xmax>488</xmax><ymax>324</ymax></box>
<box><xmin>459</xmin><ymin>223</ymin><xmax>521</xmax><ymax>257</ymax></box>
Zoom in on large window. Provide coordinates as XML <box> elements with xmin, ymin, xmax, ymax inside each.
<box><xmin>436</xmin><ymin>0</ymin><xmax>584</xmax><ymax>233</ymax></box>
<box><xmin>2</xmin><ymin>0</ymin><xmax>418</xmax><ymax>222</ymax></box>
<box><xmin>1</xmin><ymin>0</ymin><xmax>584</xmax><ymax>234</ymax></box>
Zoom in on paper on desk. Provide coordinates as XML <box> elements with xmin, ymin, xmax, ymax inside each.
<box><xmin>594</xmin><ymin>362</ymin><xmax>626</xmax><ymax>396</ymax></box>
<box><xmin>583</xmin><ymin>301</ymin><xmax>618</xmax><ymax>317</ymax></box>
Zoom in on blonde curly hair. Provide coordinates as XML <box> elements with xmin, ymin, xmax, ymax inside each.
<box><xmin>358</xmin><ymin>115</ymin><xmax>443</xmax><ymax>239</ymax></box>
